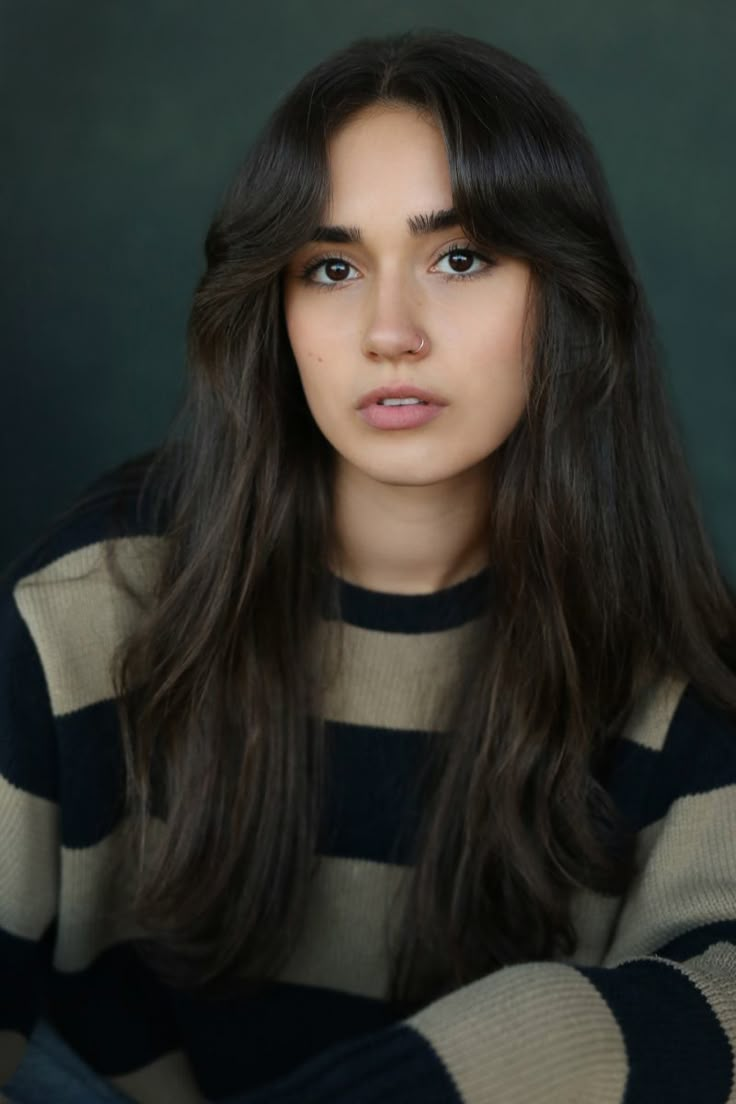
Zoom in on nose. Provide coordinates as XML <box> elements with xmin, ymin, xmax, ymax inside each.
<box><xmin>360</xmin><ymin>270</ymin><xmax>429</xmax><ymax>361</ymax></box>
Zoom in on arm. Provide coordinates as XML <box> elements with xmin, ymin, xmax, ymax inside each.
<box><xmin>0</xmin><ymin>562</ymin><xmax>205</xmax><ymax>1104</ymax></box>
<box><xmin>0</xmin><ymin>585</ymin><xmax>59</xmax><ymax>1086</ymax></box>
<box><xmin>236</xmin><ymin>686</ymin><xmax>736</xmax><ymax>1104</ymax></box>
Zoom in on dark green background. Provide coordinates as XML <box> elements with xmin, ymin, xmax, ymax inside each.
<box><xmin>2</xmin><ymin>1</ymin><xmax>734</xmax><ymax>577</ymax></box>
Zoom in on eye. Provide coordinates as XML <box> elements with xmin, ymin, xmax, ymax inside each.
<box><xmin>296</xmin><ymin>243</ymin><xmax>495</xmax><ymax>287</ymax></box>
<box><xmin>433</xmin><ymin>245</ymin><xmax>494</xmax><ymax>279</ymax></box>
<box><xmin>299</xmin><ymin>255</ymin><xmax>360</xmax><ymax>286</ymax></box>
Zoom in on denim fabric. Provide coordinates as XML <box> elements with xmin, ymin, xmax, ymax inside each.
<box><xmin>3</xmin><ymin>1020</ymin><xmax>128</xmax><ymax>1103</ymax></box>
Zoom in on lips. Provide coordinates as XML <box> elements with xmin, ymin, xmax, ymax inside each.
<box><xmin>357</xmin><ymin>383</ymin><xmax>448</xmax><ymax>409</ymax></box>
<box><xmin>359</xmin><ymin>401</ymin><xmax>445</xmax><ymax>430</ymax></box>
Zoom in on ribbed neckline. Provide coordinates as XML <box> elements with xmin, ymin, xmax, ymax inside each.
<box><xmin>325</xmin><ymin>565</ymin><xmax>494</xmax><ymax>633</ymax></box>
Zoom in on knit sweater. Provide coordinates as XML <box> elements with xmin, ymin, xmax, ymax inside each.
<box><xmin>1</xmin><ymin>464</ymin><xmax>736</xmax><ymax>1104</ymax></box>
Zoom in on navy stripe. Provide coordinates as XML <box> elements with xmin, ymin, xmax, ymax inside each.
<box><xmin>318</xmin><ymin>720</ymin><xmax>430</xmax><ymax>864</ymax></box>
<box><xmin>326</xmin><ymin>567</ymin><xmax>493</xmax><ymax>632</ymax></box>
<box><xmin>653</xmin><ymin>919</ymin><xmax>736</xmax><ymax>962</ymax></box>
<box><xmin>56</xmin><ymin>700</ymin><xmax>126</xmax><ymax>847</ymax></box>
<box><xmin>0</xmin><ymin>596</ymin><xmax>58</xmax><ymax>801</ymax></box>
<box><xmin>0</xmin><ymin>924</ymin><xmax>54</xmax><ymax>1035</ymax></box>
<box><xmin>48</xmin><ymin>942</ymin><xmax>180</xmax><ymax>1077</ymax></box>
<box><xmin>168</xmin><ymin>979</ymin><xmax>412</xmax><ymax>1099</ymax></box>
<box><xmin>239</xmin><ymin>1023</ymin><xmax>460</xmax><ymax>1104</ymax></box>
<box><xmin>627</xmin><ymin>685</ymin><xmax>736</xmax><ymax>830</ymax></box>
<box><xmin>579</xmin><ymin>958</ymin><xmax>732</xmax><ymax>1103</ymax></box>
<box><xmin>666</xmin><ymin>685</ymin><xmax>736</xmax><ymax>792</ymax></box>
<box><xmin>597</xmin><ymin>685</ymin><xmax>736</xmax><ymax>834</ymax></box>
<box><xmin>597</xmin><ymin>737</ymin><xmax>659</xmax><ymax>831</ymax></box>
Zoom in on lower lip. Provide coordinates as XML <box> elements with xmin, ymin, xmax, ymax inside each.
<box><xmin>358</xmin><ymin>402</ymin><xmax>446</xmax><ymax>430</ymax></box>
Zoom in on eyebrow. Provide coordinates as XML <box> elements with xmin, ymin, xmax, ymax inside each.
<box><xmin>310</xmin><ymin>207</ymin><xmax>461</xmax><ymax>244</ymax></box>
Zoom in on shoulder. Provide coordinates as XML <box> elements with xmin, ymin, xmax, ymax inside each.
<box><xmin>659</xmin><ymin>680</ymin><xmax>736</xmax><ymax>799</ymax></box>
<box><xmin>619</xmin><ymin>673</ymin><xmax>735</xmax><ymax>758</ymax></box>
<box><xmin>4</xmin><ymin>450</ymin><xmax>169</xmax><ymax>587</ymax></box>
<box><xmin>605</xmin><ymin>674</ymin><xmax>736</xmax><ymax>831</ymax></box>
<box><xmin>2</xmin><ymin>451</ymin><xmax>170</xmax><ymax>718</ymax></box>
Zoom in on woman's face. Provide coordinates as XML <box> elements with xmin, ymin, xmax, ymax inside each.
<box><xmin>282</xmin><ymin>104</ymin><xmax>532</xmax><ymax>490</ymax></box>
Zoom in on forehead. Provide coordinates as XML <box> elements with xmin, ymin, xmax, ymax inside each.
<box><xmin>323</xmin><ymin>105</ymin><xmax>453</xmax><ymax>226</ymax></box>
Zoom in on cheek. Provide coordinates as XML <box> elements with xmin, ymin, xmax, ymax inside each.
<box><xmin>456</xmin><ymin>316</ymin><xmax>529</xmax><ymax>434</ymax></box>
<box><xmin>285</xmin><ymin>298</ymin><xmax>340</xmax><ymax>370</ymax></box>
<box><xmin>462</xmin><ymin>321</ymin><xmax>527</xmax><ymax>390</ymax></box>
<box><xmin>286</xmin><ymin>317</ymin><xmax>352</xmax><ymax>420</ymax></box>
<box><xmin>284</xmin><ymin>324</ymin><xmax>343</xmax><ymax>426</ymax></box>
<box><xmin>284</xmin><ymin>307</ymin><xmax>319</xmax><ymax>384</ymax></box>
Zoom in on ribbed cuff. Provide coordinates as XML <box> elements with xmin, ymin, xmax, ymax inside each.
<box><xmin>243</xmin><ymin>1023</ymin><xmax>461</xmax><ymax>1104</ymax></box>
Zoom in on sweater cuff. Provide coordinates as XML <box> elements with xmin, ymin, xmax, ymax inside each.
<box><xmin>244</xmin><ymin>1023</ymin><xmax>462</xmax><ymax>1104</ymax></box>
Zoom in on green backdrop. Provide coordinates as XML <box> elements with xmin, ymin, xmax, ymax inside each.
<box><xmin>2</xmin><ymin>0</ymin><xmax>734</xmax><ymax>578</ymax></box>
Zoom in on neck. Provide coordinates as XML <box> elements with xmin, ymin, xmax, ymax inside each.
<box><xmin>330</xmin><ymin>459</ymin><xmax>492</xmax><ymax>594</ymax></box>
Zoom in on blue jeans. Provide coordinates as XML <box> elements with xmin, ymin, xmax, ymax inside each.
<box><xmin>2</xmin><ymin>1020</ymin><xmax>274</xmax><ymax>1103</ymax></box>
<box><xmin>3</xmin><ymin>1020</ymin><xmax>129</xmax><ymax>1103</ymax></box>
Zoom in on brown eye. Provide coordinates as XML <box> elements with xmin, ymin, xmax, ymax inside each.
<box><xmin>434</xmin><ymin>245</ymin><xmax>493</xmax><ymax>279</ymax></box>
<box><xmin>301</xmin><ymin>256</ymin><xmax>358</xmax><ymax>286</ymax></box>
<box><xmin>447</xmin><ymin>250</ymin><xmax>474</xmax><ymax>273</ymax></box>
<box><xmin>324</xmin><ymin>259</ymin><xmax>351</xmax><ymax>281</ymax></box>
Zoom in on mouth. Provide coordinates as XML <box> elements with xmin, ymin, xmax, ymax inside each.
<box><xmin>357</xmin><ymin>399</ymin><xmax>446</xmax><ymax>431</ymax></box>
<box><xmin>357</xmin><ymin>384</ymin><xmax>449</xmax><ymax>409</ymax></box>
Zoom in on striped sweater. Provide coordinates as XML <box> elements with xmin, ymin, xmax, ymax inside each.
<box><xmin>1</xmin><ymin>465</ymin><xmax>736</xmax><ymax>1103</ymax></box>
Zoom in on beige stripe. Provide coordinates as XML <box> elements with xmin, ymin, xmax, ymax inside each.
<box><xmin>606</xmin><ymin>784</ymin><xmax>736</xmax><ymax>964</ymax></box>
<box><xmin>15</xmin><ymin>534</ymin><xmax>483</xmax><ymax>728</ymax></box>
<box><xmin>621</xmin><ymin>673</ymin><xmax>687</xmax><ymax>752</ymax></box>
<box><xmin>55</xmin><ymin>828</ymin><xmax>405</xmax><ymax>999</ymax></box>
<box><xmin>13</xmin><ymin>537</ymin><xmax>163</xmax><ymax>717</ymax></box>
<box><xmin>108</xmin><ymin>1049</ymin><xmax>204</xmax><ymax>1104</ymax></box>
<box><xmin>0</xmin><ymin>775</ymin><xmax>57</xmax><ymax>940</ymax></box>
<box><xmin>0</xmin><ymin>1030</ymin><xmax>28</xmax><ymax>1089</ymax></box>
<box><xmin>315</xmin><ymin>615</ymin><xmax>487</xmax><ymax>733</ymax></box>
<box><xmin>409</xmin><ymin>960</ymin><xmax>628</xmax><ymax>1103</ymax></box>
<box><xmin>565</xmin><ymin>887</ymin><xmax>624</xmax><ymax>967</ymax></box>
<box><xmin>54</xmin><ymin>820</ymin><xmax>157</xmax><ymax>973</ymax></box>
<box><xmin>277</xmin><ymin>855</ymin><xmax>408</xmax><ymax>998</ymax></box>
<box><xmin>320</xmin><ymin>630</ymin><xmax>685</xmax><ymax>744</ymax></box>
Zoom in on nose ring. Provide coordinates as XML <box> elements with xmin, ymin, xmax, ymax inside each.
<box><xmin>410</xmin><ymin>336</ymin><xmax>425</xmax><ymax>354</ymax></box>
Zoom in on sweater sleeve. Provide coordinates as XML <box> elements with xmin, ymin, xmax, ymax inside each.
<box><xmin>0</xmin><ymin>583</ymin><xmax>59</xmax><ymax>1085</ymax></box>
<box><xmin>0</xmin><ymin>545</ymin><xmax>206</xmax><ymax>1104</ymax></box>
<box><xmin>236</xmin><ymin>690</ymin><xmax>736</xmax><ymax>1104</ymax></box>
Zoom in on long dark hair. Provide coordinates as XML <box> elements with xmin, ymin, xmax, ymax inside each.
<box><xmin>115</xmin><ymin>29</ymin><xmax>736</xmax><ymax>1007</ymax></box>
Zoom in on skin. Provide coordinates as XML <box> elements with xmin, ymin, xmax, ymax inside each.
<box><xmin>283</xmin><ymin>104</ymin><xmax>533</xmax><ymax>594</ymax></box>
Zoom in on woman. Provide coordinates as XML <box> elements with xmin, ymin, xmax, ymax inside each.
<box><xmin>2</xmin><ymin>28</ymin><xmax>735</xmax><ymax>1104</ymax></box>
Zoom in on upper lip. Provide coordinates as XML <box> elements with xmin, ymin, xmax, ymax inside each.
<box><xmin>357</xmin><ymin>383</ymin><xmax>449</xmax><ymax>409</ymax></box>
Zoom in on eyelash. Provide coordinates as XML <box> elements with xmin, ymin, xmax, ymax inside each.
<box><xmin>297</xmin><ymin>241</ymin><xmax>496</xmax><ymax>290</ymax></box>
